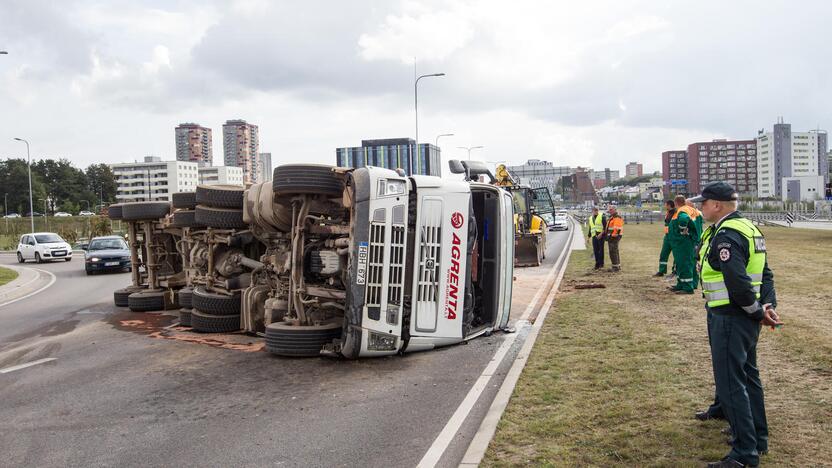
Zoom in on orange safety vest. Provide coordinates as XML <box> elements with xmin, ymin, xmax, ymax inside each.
<box><xmin>671</xmin><ymin>205</ymin><xmax>699</xmax><ymax>221</ymax></box>
<box><xmin>607</xmin><ymin>216</ymin><xmax>624</xmax><ymax>237</ymax></box>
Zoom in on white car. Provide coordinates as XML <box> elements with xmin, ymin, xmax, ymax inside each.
<box><xmin>552</xmin><ymin>211</ymin><xmax>569</xmax><ymax>230</ymax></box>
<box><xmin>78</xmin><ymin>210</ymin><xmax>95</xmax><ymax>216</ymax></box>
<box><xmin>54</xmin><ymin>212</ymin><xmax>73</xmax><ymax>217</ymax></box>
<box><xmin>4</xmin><ymin>213</ymin><xmax>20</xmax><ymax>218</ymax></box>
<box><xmin>16</xmin><ymin>232</ymin><xmax>74</xmax><ymax>263</ymax></box>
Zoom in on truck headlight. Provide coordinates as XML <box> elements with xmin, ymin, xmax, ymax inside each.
<box><xmin>377</xmin><ymin>179</ymin><xmax>406</xmax><ymax>197</ymax></box>
<box><xmin>368</xmin><ymin>331</ymin><xmax>397</xmax><ymax>351</ymax></box>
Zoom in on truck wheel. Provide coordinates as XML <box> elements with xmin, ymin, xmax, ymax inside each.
<box><xmin>273</xmin><ymin>164</ymin><xmax>344</xmax><ymax>198</ymax></box>
<box><xmin>171</xmin><ymin>191</ymin><xmax>197</xmax><ymax>209</ymax></box>
<box><xmin>195</xmin><ymin>185</ymin><xmax>245</xmax><ymax>209</ymax></box>
<box><xmin>170</xmin><ymin>209</ymin><xmax>201</xmax><ymax>228</ymax></box>
<box><xmin>190</xmin><ymin>310</ymin><xmax>240</xmax><ymax>333</ymax></box>
<box><xmin>179</xmin><ymin>308</ymin><xmax>193</xmax><ymax>327</ymax></box>
<box><xmin>114</xmin><ymin>286</ymin><xmax>144</xmax><ymax>307</ymax></box>
<box><xmin>107</xmin><ymin>203</ymin><xmax>124</xmax><ymax>220</ymax></box>
<box><xmin>194</xmin><ymin>205</ymin><xmax>247</xmax><ymax>229</ymax></box>
<box><xmin>122</xmin><ymin>202</ymin><xmax>171</xmax><ymax>221</ymax></box>
<box><xmin>177</xmin><ymin>287</ymin><xmax>193</xmax><ymax>308</ymax></box>
<box><xmin>127</xmin><ymin>290</ymin><xmax>166</xmax><ymax>312</ymax></box>
<box><xmin>265</xmin><ymin>320</ymin><xmax>342</xmax><ymax>357</ymax></box>
<box><xmin>192</xmin><ymin>286</ymin><xmax>241</xmax><ymax>315</ymax></box>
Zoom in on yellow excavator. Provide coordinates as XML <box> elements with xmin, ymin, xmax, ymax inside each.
<box><xmin>495</xmin><ymin>164</ymin><xmax>554</xmax><ymax>267</ymax></box>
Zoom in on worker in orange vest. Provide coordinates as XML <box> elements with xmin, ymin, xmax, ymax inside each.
<box><xmin>606</xmin><ymin>206</ymin><xmax>625</xmax><ymax>271</ymax></box>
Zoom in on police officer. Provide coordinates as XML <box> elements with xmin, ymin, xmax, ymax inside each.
<box><xmin>690</xmin><ymin>182</ymin><xmax>782</xmax><ymax>468</ymax></box>
<box><xmin>586</xmin><ymin>206</ymin><xmax>606</xmax><ymax>270</ymax></box>
<box><xmin>653</xmin><ymin>200</ymin><xmax>676</xmax><ymax>277</ymax></box>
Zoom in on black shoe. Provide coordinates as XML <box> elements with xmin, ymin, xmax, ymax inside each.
<box><xmin>674</xmin><ymin>289</ymin><xmax>694</xmax><ymax>295</ymax></box>
<box><xmin>707</xmin><ymin>457</ymin><xmax>755</xmax><ymax>468</ymax></box>
<box><xmin>653</xmin><ymin>272</ymin><xmax>664</xmax><ymax>277</ymax></box>
<box><xmin>695</xmin><ymin>410</ymin><xmax>725</xmax><ymax>421</ymax></box>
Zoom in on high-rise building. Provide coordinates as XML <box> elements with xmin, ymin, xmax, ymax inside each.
<box><xmin>687</xmin><ymin>139</ymin><xmax>758</xmax><ymax>196</ymax></box>
<box><xmin>504</xmin><ymin>159</ymin><xmax>573</xmax><ymax>199</ymax></box>
<box><xmin>259</xmin><ymin>153</ymin><xmax>272</xmax><ymax>182</ymax></box>
<box><xmin>111</xmin><ymin>156</ymin><xmax>199</xmax><ymax>203</ymax></box>
<box><xmin>223</xmin><ymin>119</ymin><xmax>260</xmax><ymax>183</ymax></box>
<box><xmin>335</xmin><ymin>138</ymin><xmax>441</xmax><ymax>176</ymax></box>
<box><xmin>661</xmin><ymin>150</ymin><xmax>690</xmax><ymax>196</ymax></box>
<box><xmin>175</xmin><ymin>123</ymin><xmax>213</xmax><ymax>166</ymax></box>
<box><xmin>592</xmin><ymin>167</ymin><xmax>620</xmax><ymax>188</ymax></box>
<box><xmin>198</xmin><ymin>166</ymin><xmax>244</xmax><ymax>186</ymax></box>
<box><xmin>625</xmin><ymin>162</ymin><xmax>643</xmax><ymax>178</ymax></box>
<box><xmin>756</xmin><ymin>119</ymin><xmax>827</xmax><ymax>198</ymax></box>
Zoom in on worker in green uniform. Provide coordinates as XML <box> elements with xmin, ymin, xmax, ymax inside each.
<box><xmin>691</xmin><ymin>182</ymin><xmax>782</xmax><ymax>468</ymax></box>
<box><xmin>687</xmin><ymin>199</ymin><xmax>704</xmax><ymax>241</ymax></box>
<box><xmin>668</xmin><ymin>195</ymin><xmax>700</xmax><ymax>294</ymax></box>
<box><xmin>654</xmin><ymin>199</ymin><xmax>676</xmax><ymax>277</ymax></box>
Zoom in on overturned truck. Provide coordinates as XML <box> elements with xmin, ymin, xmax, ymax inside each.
<box><xmin>113</xmin><ymin>161</ymin><xmax>517</xmax><ymax>358</ymax></box>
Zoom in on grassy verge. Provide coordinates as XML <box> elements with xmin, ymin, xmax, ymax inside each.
<box><xmin>484</xmin><ymin>223</ymin><xmax>832</xmax><ymax>466</ymax></box>
<box><xmin>0</xmin><ymin>266</ymin><xmax>18</xmax><ymax>287</ymax></box>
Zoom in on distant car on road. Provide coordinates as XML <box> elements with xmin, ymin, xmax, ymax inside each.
<box><xmin>84</xmin><ymin>235</ymin><xmax>131</xmax><ymax>275</ymax></box>
<box><xmin>54</xmin><ymin>212</ymin><xmax>73</xmax><ymax>217</ymax></box>
<box><xmin>552</xmin><ymin>211</ymin><xmax>569</xmax><ymax>230</ymax></box>
<box><xmin>78</xmin><ymin>210</ymin><xmax>95</xmax><ymax>216</ymax></box>
<box><xmin>3</xmin><ymin>213</ymin><xmax>20</xmax><ymax>218</ymax></box>
<box><xmin>24</xmin><ymin>211</ymin><xmax>42</xmax><ymax>217</ymax></box>
<box><xmin>16</xmin><ymin>232</ymin><xmax>73</xmax><ymax>263</ymax></box>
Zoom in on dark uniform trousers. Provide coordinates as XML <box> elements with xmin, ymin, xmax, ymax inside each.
<box><xmin>607</xmin><ymin>236</ymin><xmax>621</xmax><ymax>269</ymax></box>
<box><xmin>591</xmin><ymin>235</ymin><xmax>604</xmax><ymax>268</ymax></box>
<box><xmin>705</xmin><ymin>310</ymin><xmax>724</xmax><ymax>418</ymax></box>
<box><xmin>709</xmin><ymin>309</ymin><xmax>769</xmax><ymax>464</ymax></box>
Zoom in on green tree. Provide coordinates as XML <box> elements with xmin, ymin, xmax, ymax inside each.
<box><xmin>0</xmin><ymin>159</ymin><xmax>47</xmax><ymax>214</ymax></box>
<box><xmin>85</xmin><ymin>163</ymin><xmax>117</xmax><ymax>208</ymax></box>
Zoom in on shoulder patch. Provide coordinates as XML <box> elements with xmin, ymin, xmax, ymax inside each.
<box><xmin>719</xmin><ymin>248</ymin><xmax>731</xmax><ymax>262</ymax></box>
<box><xmin>717</xmin><ymin>242</ymin><xmax>732</xmax><ymax>249</ymax></box>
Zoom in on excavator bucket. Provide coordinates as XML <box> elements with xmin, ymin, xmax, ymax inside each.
<box><xmin>515</xmin><ymin>233</ymin><xmax>544</xmax><ymax>267</ymax></box>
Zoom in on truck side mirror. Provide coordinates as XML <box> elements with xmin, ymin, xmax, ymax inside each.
<box><xmin>448</xmin><ymin>160</ymin><xmax>466</xmax><ymax>174</ymax></box>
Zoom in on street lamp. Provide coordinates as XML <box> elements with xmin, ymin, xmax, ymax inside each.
<box><xmin>457</xmin><ymin>145</ymin><xmax>484</xmax><ymax>160</ymax></box>
<box><xmin>0</xmin><ymin>51</ymin><xmax>8</xmax><ymax>55</ymax></box>
<box><xmin>414</xmin><ymin>72</ymin><xmax>445</xmax><ymax>147</ymax></box>
<box><xmin>13</xmin><ymin>137</ymin><xmax>35</xmax><ymax>233</ymax></box>
<box><xmin>434</xmin><ymin>133</ymin><xmax>454</xmax><ymax>148</ymax></box>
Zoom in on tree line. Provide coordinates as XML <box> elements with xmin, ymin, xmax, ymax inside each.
<box><xmin>0</xmin><ymin>158</ymin><xmax>117</xmax><ymax>215</ymax></box>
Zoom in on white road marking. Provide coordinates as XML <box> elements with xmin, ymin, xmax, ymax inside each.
<box><xmin>0</xmin><ymin>267</ymin><xmax>57</xmax><ymax>309</ymax></box>
<box><xmin>0</xmin><ymin>357</ymin><xmax>57</xmax><ymax>374</ymax></box>
<box><xmin>417</xmin><ymin>225</ymin><xmax>575</xmax><ymax>468</ymax></box>
<box><xmin>460</xmin><ymin>222</ymin><xmax>576</xmax><ymax>466</ymax></box>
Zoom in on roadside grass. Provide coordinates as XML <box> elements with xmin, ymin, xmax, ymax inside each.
<box><xmin>0</xmin><ymin>266</ymin><xmax>18</xmax><ymax>287</ymax></box>
<box><xmin>484</xmin><ymin>223</ymin><xmax>832</xmax><ymax>466</ymax></box>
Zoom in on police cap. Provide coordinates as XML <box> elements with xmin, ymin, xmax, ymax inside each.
<box><xmin>688</xmin><ymin>181</ymin><xmax>739</xmax><ymax>203</ymax></box>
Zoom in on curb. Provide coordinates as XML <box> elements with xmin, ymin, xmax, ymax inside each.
<box><xmin>459</xmin><ymin>219</ymin><xmax>577</xmax><ymax>466</ymax></box>
<box><xmin>0</xmin><ymin>264</ymin><xmax>57</xmax><ymax>308</ymax></box>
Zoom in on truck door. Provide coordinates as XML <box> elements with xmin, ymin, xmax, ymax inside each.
<box><xmin>497</xmin><ymin>190</ymin><xmax>515</xmax><ymax>329</ymax></box>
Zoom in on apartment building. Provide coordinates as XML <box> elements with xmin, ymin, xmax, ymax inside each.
<box><xmin>223</xmin><ymin>119</ymin><xmax>260</xmax><ymax>183</ymax></box>
<box><xmin>111</xmin><ymin>156</ymin><xmax>199</xmax><ymax>203</ymax></box>
<box><xmin>175</xmin><ymin>123</ymin><xmax>213</xmax><ymax>166</ymax></box>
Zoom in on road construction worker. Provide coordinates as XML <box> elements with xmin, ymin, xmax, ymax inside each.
<box><xmin>690</xmin><ymin>182</ymin><xmax>781</xmax><ymax>468</ymax></box>
<box><xmin>606</xmin><ymin>206</ymin><xmax>624</xmax><ymax>271</ymax></box>
<box><xmin>586</xmin><ymin>206</ymin><xmax>607</xmax><ymax>270</ymax></box>
<box><xmin>654</xmin><ymin>199</ymin><xmax>676</xmax><ymax>277</ymax></box>
<box><xmin>668</xmin><ymin>195</ymin><xmax>701</xmax><ymax>294</ymax></box>
<box><xmin>687</xmin><ymin>199</ymin><xmax>704</xmax><ymax>241</ymax></box>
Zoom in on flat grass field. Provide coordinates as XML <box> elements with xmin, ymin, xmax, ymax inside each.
<box><xmin>484</xmin><ymin>223</ymin><xmax>831</xmax><ymax>467</ymax></box>
<box><xmin>0</xmin><ymin>266</ymin><xmax>18</xmax><ymax>287</ymax></box>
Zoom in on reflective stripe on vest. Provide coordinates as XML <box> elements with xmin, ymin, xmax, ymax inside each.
<box><xmin>588</xmin><ymin>213</ymin><xmax>604</xmax><ymax>235</ymax></box>
<box><xmin>698</xmin><ymin>217</ymin><xmax>766</xmax><ymax>307</ymax></box>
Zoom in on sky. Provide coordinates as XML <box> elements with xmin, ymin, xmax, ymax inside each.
<box><xmin>1</xmin><ymin>0</ymin><xmax>831</xmax><ymax>176</ymax></box>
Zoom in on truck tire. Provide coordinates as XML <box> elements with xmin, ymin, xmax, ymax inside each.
<box><xmin>179</xmin><ymin>308</ymin><xmax>193</xmax><ymax>327</ymax></box>
<box><xmin>171</xmin><ymin>191</ymin><xmax>197</xmax><ymax>209</ymax></box>
<box><xmin>194</xmin><ymin>205</ymin><xmax>246</xmax><ymax>229</ymax></box>
<box><xmin>273</xmin><ymin>164</ymin><xmax>344</xmax><ymax>198</ymax></box>
<box><xmin>122</xmin><ymin>202</ymin><xmax>171</xmax><ymax>221</ymax></box>
<box><xmin>127</xmin><ymin>290</ymin><xmax>166</xmax><ymax>312</ymax></box>
<box><xmin>107</xmin><ymin>203</ymin><xmax>124</xmax><ymax>220</ymax></box>
<box><xmin>192</xmin><ymin>286</ymin><xmax>241</xmax><ymax>316</ymax></box>
<box><xmin>114</xmin><ymin>285</ymin><xmax>145</xmax><ymax>307</ymax></box>
<box><xmin>265</xmin><ymin>320</ymin><xmax>342</xmax><ymax>357</ymax></box>
<box><xmin>177</xmin><ymin>287</ymin><xmax>193</xmax><ymax>308</ymax></box>
<box><xmin>170</xmin><ymin>210</ymin><xmax>201</xmax><ymax>228</ymax></box>
<box><xmin>195</xmin><ymin>185</ymin><xmax>245</xmax><ymax>209</ymax></box>
<box><xmin>191</xmin><ymin>310</ymin><xmax>240</xmax><ymax>333</ymax></box>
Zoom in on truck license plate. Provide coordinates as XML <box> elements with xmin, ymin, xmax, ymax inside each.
<box><xmin>356</xmin><ymin>242</ymin><xmax>368</xmax><ymax>285</ymax></box>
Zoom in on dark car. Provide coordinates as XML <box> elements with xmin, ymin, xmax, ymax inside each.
<box><xmin>84</xmin><ymin>235</ymin><xmax>131</xmax><ymax>275</ymax></box>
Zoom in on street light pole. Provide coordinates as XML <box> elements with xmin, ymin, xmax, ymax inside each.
<box><xmin>457</xmin><ymin>145</ymin><xmax>484</xmax><ymax>160</ymax></box>
<box><xmin>414</xmin><ymin>72</ymin><xmax>445</xmax><ymax>147</ymax></box>
<box><xmin>435</xmin><ymin>133</ymin><xmax>454</xmax><ymax>148</ymax></box>
<box><xmin>14</xmin><ymin>137</ymin><xmax>35</xmax><ymax>233</ymax></box>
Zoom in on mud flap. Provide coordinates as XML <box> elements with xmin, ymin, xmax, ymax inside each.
<box><xmin>515</xmin><ymin>234</ymin><xmax>543</xmax><ymax>267</ymax></box>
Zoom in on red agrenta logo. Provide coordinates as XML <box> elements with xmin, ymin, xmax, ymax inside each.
<box><xmin>445</xmin><ymin>232</ymin><xmax>462</xmax><ymax>320</ymax></box>
<box><xmin>451</xmin><ymin>211</ymin><xmax>464</xmax><ymax>229</ymax></box>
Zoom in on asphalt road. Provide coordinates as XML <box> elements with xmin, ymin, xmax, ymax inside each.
<box><xmin>0</xmin><ymin>228</ymin><xmax>572</xmax><ymax>468</ymax></box>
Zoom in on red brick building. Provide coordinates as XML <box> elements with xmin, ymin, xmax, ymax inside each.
<box><xmin>661</xmin><ymin>150</ymin><xmax>689</xmax><ymax>197</ymax></box>
<box><xmin>688</xmin><ymin>139</ymin><xmax>757</xmax><ymax>195</ymax></box>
